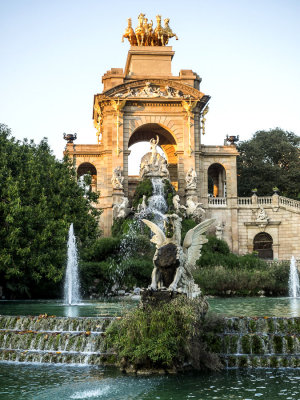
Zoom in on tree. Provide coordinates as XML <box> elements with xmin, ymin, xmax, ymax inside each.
<box><xmin>237</xmin><ymin>128</ymin><xmax>300</xmax><ymax>199</ymax></box>
<box><xmin>0</xmin><ymin>124</ymin><xmax>101</xmax><ymax>298</ymax></box>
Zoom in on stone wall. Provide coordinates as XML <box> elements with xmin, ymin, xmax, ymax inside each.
<box><xmin>204</xmin><ymin>316</ymin><xmax>300</xmax><ymax>368</ymax></box>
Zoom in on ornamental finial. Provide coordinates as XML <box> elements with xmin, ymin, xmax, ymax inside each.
<box><xmin>122</xmin><ymin>14</ymin><xmax>178</xmax><ymax>46</ymax></box>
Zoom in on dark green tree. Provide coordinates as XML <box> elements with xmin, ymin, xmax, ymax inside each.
<box><xmin>237</xmin><ymin>128</ymin><xmax>300</xmax><ymax>199</ymax></box>
<box><xmin>0</xmin><ymin>124</ymin><xmax>101</xmax><ymax>298</ymax></box>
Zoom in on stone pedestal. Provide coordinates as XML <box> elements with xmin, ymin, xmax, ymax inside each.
<box><xmin>185</xmin><ymin>188</ymin><xmax>198</xmax><ymax>203</ymax></box>
<box><xmin>140</xmin><ymin>288</ymin><xmax>209</xmax><ymax>317</ymax></box>
<box><xmin>140</xmin><ymin>289</ymin><xmax>184</xmax><ymax>308</ymax></box>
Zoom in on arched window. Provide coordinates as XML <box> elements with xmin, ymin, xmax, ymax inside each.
<box><xmin>253</xmin><ymin>232</ymin><xmax>273</xmax><ymax>260</ymax></box>
<box><xmin>77</xmin><ymin>163</ymin><xmax>97</xmax><ymax>192</ymax></box>
<box><xmin>208</xmin><ymin>163</ymin><xmax>226</xmax><ymax>197</ymax></box>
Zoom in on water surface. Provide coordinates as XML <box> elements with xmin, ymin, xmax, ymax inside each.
<box><xmin>1</xmin><ymin>297</ymin><xmax>300</xmax><ymax>317</ymax></box>
<box><xmin>0</xmin><ymin>363</ymin><xmax>300</xmax><ymax>400</ymax></box>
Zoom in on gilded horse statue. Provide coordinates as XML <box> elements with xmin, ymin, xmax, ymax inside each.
<box><xmin>162</xmin><ymin>18</ymin><xmax>178</xmax><ymax>45</ymax></box>
<box><xmin>143</xmin><ymin>17</ymin><xmax>153</xmax><ymax>46</ymax></box>
<box><xmin>135</xmin><ymin>13</ymin><xmax>146</xmax><ymax>46</ymax></box>
<box><xmin>122</xmin><ymin>14</ymin><xmax>178</xmax><ymax>47</ymax></box>
<box><xmin>153</xmin><ymin>15</ymin><xmax>164</xmax><ymax>46</ymax></box>
<box><xmin>121</xmin><ymin>18</ymin><xmax>137</xmax><ymax>45</ymax></box>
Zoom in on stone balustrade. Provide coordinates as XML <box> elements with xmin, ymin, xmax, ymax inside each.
<box><xmin>208</xmin><ymin>197</ymin><xmax>227</xmax><ymax>206</ymax></box>
<box><xmin>280</xmin><ymin>196</ymin><xmax>300</xmax><ymax>211</ymax></box>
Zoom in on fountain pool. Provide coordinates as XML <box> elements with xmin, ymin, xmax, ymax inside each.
<box><xmin>0</xmin><ymin>364</ymin><xmax>300</xmax><ymax>400</ymax></box>
<box><xmin>1</xmin><ymin>297</ymin><xmax>300</xmax><ymax>317</ymax></box>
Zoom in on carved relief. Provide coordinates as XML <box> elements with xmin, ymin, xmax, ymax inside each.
<box><xmin>101</xmin><ymin>79</ymin><xmax>205</xmax><ymax>99</ymax></box>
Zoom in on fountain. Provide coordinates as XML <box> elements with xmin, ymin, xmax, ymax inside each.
<box><xmin>64</xmin><ymin>223</ymin><xmax>80</xmax><ymax>305</ymax></box>
<box><xmin>288</xmin><ymin>256</ymin><xmax>300</xmax><ymax>298</ymax></box>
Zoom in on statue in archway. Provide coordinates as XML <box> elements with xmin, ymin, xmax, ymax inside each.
<box><xmin>149</xmin><ymin>135</ymin><xmax>159</xmax><ymax>164</ymax></box>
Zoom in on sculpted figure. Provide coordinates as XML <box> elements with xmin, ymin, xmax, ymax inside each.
<box><xmin>142</xmin><ymin>216</ymin><xmax>215</xmax><ymax>297</ymax></box>
<box><xmin>111</xmin><ymin>166</ymin><xmax>124</xmax><ymax>189</ymax></box>
<box><xmin>135</xmin><ymin>13</ymin><xmax>146</xmax><ymax>46</ymax></box>
<box><xmin>139</xmin><ymin>82</ymin><xmax>160</xmax><ymax>98</ymax></box>
<box><xmin>140</xmin><ymin>159</ymin><xmax>150</xmax><ymax>178</ymax></box>
<box><xmin>121</xmin><ymin>18</ymin><xmax>137</xmax><ymax>45</ymax></box>
<box><xmin>256</xmin><ymin>206</ymin><xmax>268</xmax><ymax>222</ymax></box>
<box><xmin>137</xmin><ymin>195</ymin><xmax>147</xmax><ymax>213</ymax></box>
<box><xmin>186</xmin><ymin>196</ymin><xmax>205</xmax><ymax>222</ymax></box>
<box><xmin>162</xmin><ymin>18</ymin><xmax>178</xmax><ymax>45</ymax></box>
<box><xmin>113</xmin><ymin>196</ymin><xmax>130</xmax><ymax>219</ymax></box>
<box><xmin>149</xmin><ymin>135</ymin><xmax>159</xmax><ymax>164</ymax></box>
<box><xmin>173</xmin><ymin>195</ymin><xmax>186</xmax><ymax>216</ymax></box>
<box><xmin>185</xmin><ymin>168</ymin><xmax>197</xmax><ymax>190</ymax></box>
<box><xmin>153</xmin><ymin>15</ymin><xmax>164</xmax><ymax>46</ymax></box>
<box><xmin>143</xmin><ymin>17</ymin><xmax>153</xmax><ymax>46</ymax></box>
<box><xmin>159</xmin><ymin>158</ymin><xmax>170</xmax><ymax>179</ymax></box>
<box><xmin>215</xmin><ymin>222</ymin><xmax>224</xmax><ymax>240</ymax></box>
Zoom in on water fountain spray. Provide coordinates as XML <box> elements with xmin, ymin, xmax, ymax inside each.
<box><xmin>64</xmin><ymin>223</ymin><xmax>80</xmax><ymax>305</ymax></box>
<box><xmin>288</xmin><ymin>256</ymin><xmax>300</xmax><ymax>298</ymax></box>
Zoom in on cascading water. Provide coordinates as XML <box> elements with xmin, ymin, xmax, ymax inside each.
<box><xmin>146</xmin><ymin>178</ymin><xmax>168</xmax><ymax>229</ymax></box>
<box><xmin>288</xmin><ymin>256</ymin><xmax>300</xmax><ymax>298</ymax></box>
<box><xmin>64</xmin><ymin>224</ymin><xmax>80</xmax><ymax>305</ymax></box>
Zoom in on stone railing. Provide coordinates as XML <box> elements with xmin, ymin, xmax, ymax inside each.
<box><xmin>238</xmin><ymin>197</ymin><xmax>252</xmax><ymax>205</ymax></box>
<box><xmin>258</xmin><ymin>196</ymin><xmax>273</xmax><ymax>205</ymax></box>
<box><xmin>238</xmin><ymin>195</ymin><xmax>275</xmax><ymax>207</ymax></box>
<box><xmin>279</xmin><ymin>196</ymin><xmax>300</xmax><ymax>211</ymax></box>
<box><xmin>208</xmin><ymin>197</ymin><xmax>227</xmax><ymax>206</ymax></box>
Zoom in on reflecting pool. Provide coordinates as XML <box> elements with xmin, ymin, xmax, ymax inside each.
<box><xmin>208</xmin><ymin>296</ymin><xmax>300</xmax><ymax>317</ymax></box>
<box><xmin>0</xmin><ymin>299</ymin><xmax>136</xmax><ymax>318</ymax></box>
<box><xmin>0</xmin><ymin>363</ymin><xmax>300</xmax><ymax>400</ymax></box>
<box><xmin>1</xmin><ymin>297</ymin><xmax>300</xmax><ymax>317</ymax></box>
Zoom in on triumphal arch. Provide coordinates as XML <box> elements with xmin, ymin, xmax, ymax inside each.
<box><xmin>64</xmin><ymin>14</ymin><xmax>300</xmax><ymax>260</ymax></box>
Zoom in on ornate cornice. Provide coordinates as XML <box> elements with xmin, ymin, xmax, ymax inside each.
<box><xmin>99</xmin><ymin>79</ymin><xmax>205</xmax><ymax>99</ymax></box>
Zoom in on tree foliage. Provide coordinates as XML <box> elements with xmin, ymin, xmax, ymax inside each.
<box><xmin>0</xmin><ymin>124</ymin><xmax>101</xmax><ymax>298</ymax></box>
<box><xmin>237</xmin><ymin>128</ymin><xmax>300</xmax><ymax>198</ymax></box>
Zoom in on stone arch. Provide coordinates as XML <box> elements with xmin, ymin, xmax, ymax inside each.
<box><xmin>77</xmin><ymin>162</ymin><xmax>97</xmax><ymax>191</ymax></box>
<box><xmin>253</xmin><ymin>232</ymin><xmax>273</xmax><ymax>260</ymax></box>
<box><xmin>208</xmin><ymin>163</ymin><xmax>226</xmax><ymax>197</ymax></box>
<box><xmin>128</xmin><ymin>122</ymin><xmax>178</xmax><ymax>187</ymax></box>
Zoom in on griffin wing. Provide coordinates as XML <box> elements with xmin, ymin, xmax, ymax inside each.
<box><xmin>183</xmin><ymin>218</ymin><xmax>215</xmax><ymax>268</ymax></box>
<box><xmin>142</xmin><ymin>219</ymin><xmax>166</xmax><ymax>248</ymax></box>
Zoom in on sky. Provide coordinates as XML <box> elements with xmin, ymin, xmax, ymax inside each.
<box><xmin>1</xmin><ymin>0</ymin><xmax>300</xmax><ymax>173</ymax></box>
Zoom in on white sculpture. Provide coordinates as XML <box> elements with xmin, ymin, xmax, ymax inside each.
<box><xmin>111</xmin><ymin>166</ymin><xmax>124</xmax><ymax>189</ymax></box>
<box><xmin>185</xmin><ymin>168</ymin><xmax>197</xmax><ymax>190</ymax></box>
<box><xmin>159</xmin><ymin>158</ymin><xmax>170</xmax><ymax>179</ymax></box>
<box><xmin>139</xmin><ymin>138</ymin><xmax>169</xmax><ymax>179</ymax></box>
<box><xmin>215</xmin><ymin>222</ymin><xmax>224</xmax><ymax>240</ymax></box>
<box><xmin>113</xmin><ymin>196</ymin><xmax>130</xmax><ymax>219</ymax></box>
<box><xmin>186</xmin><ymin>196</ymin><xmax>205</xmax><ymax>222</ymax></box>
<box><xmin>137</xmin><ymin>195</ymin><xmax>147</xmax><ymax>213</ymax></box>
<box><xmin>173</xmin><ymin>194</ymin><xmax>186</xmax><ymax>216</ymax></box>
<box><xmin>149</xmin><ymin>135</ymin><xmax>159</xmax><ymax>164</ymax></box>
<box><xmin>142</xmin><ymin>215</ymin><xmax>215</xmax><ymax>297</ymax></box>
<box><xmin>256</xmin><ymin>206</ymin><xmax>269</xmax><ymax>222</ymax></box>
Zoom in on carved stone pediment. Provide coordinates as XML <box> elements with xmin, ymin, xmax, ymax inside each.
<box><xmin>100</xmin><ymin>79</ymin><xmax>206</xmax><ymax>100</ymax></box>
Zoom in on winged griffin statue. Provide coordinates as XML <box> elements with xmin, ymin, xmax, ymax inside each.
<box><xmin>142</xmin><ymin>215</ymin><xmax>215</xmax><ymax>298</ymax></box>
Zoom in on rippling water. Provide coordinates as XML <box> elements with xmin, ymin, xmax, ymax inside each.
<box><xmin>1</xmin><ymin>297</ymin><xmax>300</xmax><ymax>317</ymax></box>
<box><xmin>0</xmin><ymin>364</ymin><xmax>300</xmax><ymax>400</ymax></box>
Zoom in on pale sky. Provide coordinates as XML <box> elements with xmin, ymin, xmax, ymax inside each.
<box><xmin>1</xmin><ymin>0</ymin><xmax>299</xmax><ymax>174</ymax></box>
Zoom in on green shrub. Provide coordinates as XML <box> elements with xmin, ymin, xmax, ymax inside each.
<box><xmin>201</xmin><ymin>235</ymin><xmax>230</xmax><ymax>255</ymax></box>
<box><xmin>105</xmin><ymin>296</ymin><xmax>222</xmax><ymax>372</ymax></box>
<box><xmin>193</xmin><ymin>264</ymin><xmax>289</xmax><ymax>296</ymax></box>
<box><xmin>80</xmin><ymin>260</ymin><xmax>114</xmax><ymax>296</ymax></box>
<box><xmin>81</xmin><ymin>237</ymin><xmax>120</xmax><ymax>261</ymax></box>
<box><xmin>181</xmin><ymin>218</ymin><xmax>197</xmax><ymax>243</ymax></box>
<box><xmin>132</xmin><ymin>179</ymin><xmax>153</xmax><ymax>209</ymax></box>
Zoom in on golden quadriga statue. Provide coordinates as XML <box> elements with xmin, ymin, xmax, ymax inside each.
<box><xmin>122</xmin><ymin>14</ymin><xmax>178</xmax><ymax>46</ymax></box>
